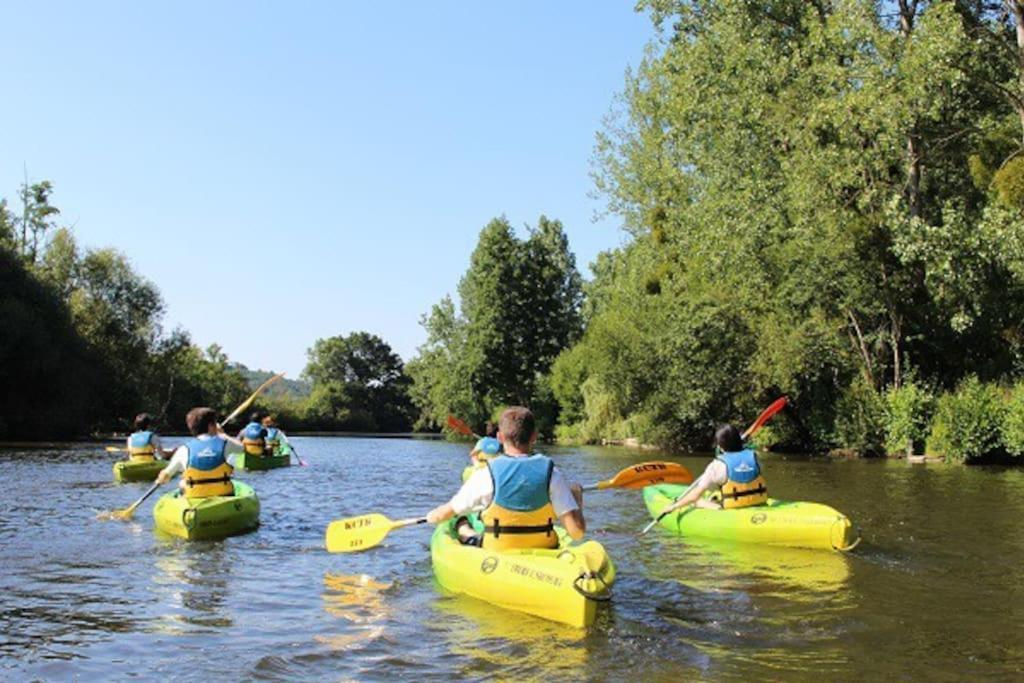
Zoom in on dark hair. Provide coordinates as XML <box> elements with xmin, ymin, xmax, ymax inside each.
<box><xmin>250</xmin><ymin>410</ymin><xmax>266</xmax><ymax>423</ymax></box>
<box><xmin>714</xmin><ymin>424</ymin><xmax>744</xmax><ymax>453</ymax></box>
<box><xmin>499</xmin><ymin>407</ymin><xmax>535</xmax><ymax>449</ymax></box>
<box><xmin>186</xmin><ymin>407</ymin><xmax>218</xmax><ymax>436</ymax></box>
<box><xmin>484</xmin><ymin>421</ymin><xmax>498</xmax><ymax>438</ymax></box>
<box><xmin>134</xmin><ymin>413</ymin><xmax>152</xmax><ymax>430</ymax></box>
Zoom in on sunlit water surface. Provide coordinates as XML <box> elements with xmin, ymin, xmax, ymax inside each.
<box><xmin>1</xmin><ymin>438</ymin><xmax>1022</xmax><ymax>681</ymax></box>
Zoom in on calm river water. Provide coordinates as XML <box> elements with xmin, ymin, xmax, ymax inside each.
<box><xmin>1</xmin><ymin>438</ymin><xmax>1022</xmax><ymax>681</ymax></box>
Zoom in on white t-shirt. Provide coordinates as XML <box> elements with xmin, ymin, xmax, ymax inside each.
<box><xmin>161</xmin><ymin>434</ymin><xmax>243</xmax><ymax>478</ymax></box>
<box><xmin>696</xmin><ymin>459</ymin><xmax>729</xmax><ymax>490</ymax></box>
<box><xmin>448</xmin><ymin>457</ymin><xmax>579</xmax><ymax>517</ymax></box>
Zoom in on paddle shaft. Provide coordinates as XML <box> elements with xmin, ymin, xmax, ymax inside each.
<box><xmin>120</xmin><ymin>481</ymin><xmax>162</xmax><ymax>518</ymax></box>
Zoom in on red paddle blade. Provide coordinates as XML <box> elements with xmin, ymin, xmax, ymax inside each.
<box><xmin>446</xmin><ymin>415</ymin><xmax>475</xmax><ymax>437</ymax></box>
<box><xmin>742</xmin><ymin>396</ymin><xmax>788</xmax><ymax>439</ymax></box>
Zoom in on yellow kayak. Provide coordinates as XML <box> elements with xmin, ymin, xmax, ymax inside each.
<box><xmin>430</xmin><ymin>517</ymin><xmax>615</xmax><ymax>628</ymax></box>
<box><xmin>643</xmin><ymin>484</ymin><xmax>859</xmax><ymax>551</ymax></box>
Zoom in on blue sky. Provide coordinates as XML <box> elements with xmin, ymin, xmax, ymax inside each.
<box><xmin>1</xmin><ymin>2</ymin><xmax>653</xmax><ymax>377</ymax></box>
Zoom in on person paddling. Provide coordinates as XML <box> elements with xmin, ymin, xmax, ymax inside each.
<box><xmin>261</xmin><ymin>414</ymin><xmax>291</xmax><ymax>456</ymax></box>
<box><xmin>469</xmin><ymin>421</ymin><xmax>501</xmax><ymax>465</ymax></box>
<box><xmin>126</xmin><ymin>413</ymin><xmax>175</xmax><ymax>461</ymax></box>
<box><xmin>654</xmin><ymin>424</ymin><xmax>768</xmax><ymax>516</ymax></box>
<box><xmin>237</xmin><ymin>411</ymin><xmax>269</xmax><ymax>458</ymax></box>
<box><xmin>427</xmin><ymin>406</ymin><xmax>585</xmax><ymax>548</ymax></box>
<box><xmin>156</xmin><ymin>407</ymin><xmax>245</xmax><ymax>495</ymax></box>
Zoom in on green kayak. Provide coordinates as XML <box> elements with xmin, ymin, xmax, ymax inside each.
<box><xmin>153</xmin><ymin>481</ymin><xmax>260</xmax><ymax>541</ymax></box>
<box><xmin>235</xmin><ymin>444</ymin><xmax>292</xmax><ymax>471</ymax></box>
<box><xmin>113</xmin><ymin>458</ymin><xmax>166</xmax><ymax>483</ymax></box>
<box><xmin>643</xmin><ymin>483</ymin><xmax>859</xmax><ymax>551</ymax></box>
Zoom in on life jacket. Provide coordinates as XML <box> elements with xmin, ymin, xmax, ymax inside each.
<box><xmin>265</xmin><ymin>426</ymin><xmax>281</xmax><ymax>452</ymax></box>
<box><xmin>716</xmin><ymin>448</ymin><xmax>768</xmax><ymax>509</ymax></box>
<box><xmin>241</xmin><ymin>422</ymin><xmax>267</xmax><ymax>456</ymax></box>
<box><xmin>480</xmin><ymin>455</ymin><xmax>558</xmax><ymax>551</ymax></box>
<box><xmin>182</xmin><ymin>437</ymin><xmax>234</xmax><ymax>498</ymax></box>
<box><xmin>474</xmin><ymin>436</ymin><xmax>501</xmax><ymax>461</ymax></box>
<box><xmin>128</xmin><ymin>430</ymin><xmax>156</xmax><ymax>461</ymax></box>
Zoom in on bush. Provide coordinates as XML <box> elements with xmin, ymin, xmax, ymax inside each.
<box><xmin>926</xmin><ymin>376</ymin><xmax>1006</xmax><ymax>463</ymax></box>
<box><xmin>884</xmin><ymin>381</ymin><xmax>934</xmax><ymax>455</ymax></box>
<box><xmin>1001</xmin><ymin>382</ymin><xmax>1024</xmax><ymax>459</ymax></box>
<box><xmin>834</xmin><ymin>378</ymin><xmax>886</xmax><ymax>456</ymax></box>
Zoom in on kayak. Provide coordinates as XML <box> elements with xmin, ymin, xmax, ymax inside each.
<box><xmin>430</xmin><ymin>516</ymin><xmax>615</xmax><ymax>628</ymax></box>
<box><xmin>235</xmin><ymin>444</ymin><xmax>292</xmax><ymax>471</ymax></box>
<box><xmin>113</xmin><ymin>458</ymin><xmax>166</xmax><ymax>483</ymax></box>
<box><xmin>643</xmin><ymin>484</ymin><xmax>859</xmax><ymax>551</ymax></box>
<box><xmin>152</xmin><ymin>481</ymin><xmax>260</xmax><ymax>541</ymax></box>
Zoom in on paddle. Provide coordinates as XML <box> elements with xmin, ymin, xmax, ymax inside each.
<box><xmin>446</xmin><ymin>415</ymin><xmax>478</xmax><ymax>438</ymax></box>
<box><xmin>287</xmin><ymin>441</ymin><xmax>308</xmax><ymax>467</ymax></box>
<box><xmin>582</xmin><ymin>461</ymin><xmax>694</xmax><ymax>491</ymax></box>
<box><xmin>98</xmin><ymin>481</ymin><xmax>161</xmax><ymax>521</ymax></box>
<box><xmin>105</xmin><ymin>446</ymin><xmax>125</xmax><ymax>453</ymax></box>
<box><xmin>220</xmin><ymin>372</ymin><xmax>285</xmax><ymax>426</ymax></box>
<box><xmin>100</xmin><ymin>374</ymin><xmax>286</xmax><ymax>521</ymax></box>
<box><xmin>325</xmin><ymin>513</ymin><xmax>427</xmax><ymax>553</ymax></box>
<box><xmin>642</xmin><ymin>397</ymin><xmax>789</xmax><ymax>534</ymax></box>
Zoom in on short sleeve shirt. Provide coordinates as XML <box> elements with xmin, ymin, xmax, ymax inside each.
<box><xmin>448</xmin><ymin>458</ymin><xmax>578</xmax><ymax>518</ymax></box>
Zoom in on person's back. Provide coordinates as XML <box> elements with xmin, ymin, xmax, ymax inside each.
<box><xmin>126</xmin><ymin>412</ymin><xmax>174</xmax><ymax>461</ymax></box>
<box><xmin>157</xmin><ymin>407</ymin><xmax>244</xmax><ymax>497</ymax></box>
<box><xmin>239</xmin><ymin>413</ymin><xmax>268</xmax><ymax>456</ymax></box>
<box><xmin>479</xmin><ymin>453</ymin><xmax>558</xmax><ymax>550</ymax></box>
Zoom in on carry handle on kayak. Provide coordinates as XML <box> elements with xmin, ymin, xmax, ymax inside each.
<box><xmin>582</xmin><ymin>462</ymin><xmax>693</xmax><ymax>491</ymax></box>
<box><xmin>643</xmin><ymin>397</ymin><xmax>787</xmax><ymax>534</ymax></box>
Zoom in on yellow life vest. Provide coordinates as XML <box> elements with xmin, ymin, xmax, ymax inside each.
<box><xmin>479</xmin><ymin>455</ymin><xmax>558</xmax><ymax>551</ymax></box>
<box><xmin>241</xmin><ymin>422</ymin><xmax>267</xmax><ymax>456</ymax></box>
<box><xmin>128</xmin><ymin>430</ymin><xmax>156</xmax><ymax>461</ymax></box>
<box><xmin>717</xmin><ymin>449</ymin><xmax>768</xmax><ymax>509</ymax></box>
<box><xmin>183</xmin><ymin>462</ymin><xmax>234</xmax><ymax>498</ymax></box>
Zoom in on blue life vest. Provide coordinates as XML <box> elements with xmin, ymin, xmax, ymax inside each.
<box><xmin>475</xmin><ymin>436</ymin><xmax>501</xmax><ymax>456</ymax></box>
<box><xmin>241</xmin><ymin>422</ymin><xmax>267</xmax><ymax>455</ymax></box>
<box><xmin>481</xmin><ymin>454</ymin><xmax>557</xmax><ymax>550</ymax></box>
<box><xmin>129</xmin><ymin>431</ymin><xmax>154</xmax><ymax>449</ymax></box>
<box><xmin>715</xmin><ymin>448</ymin><xmax>768</xmax><ymax>509</ymax></box>
<box><xmin>242</xmin><ymin>422</ymin><xmax>265</xmax><ymax>440</ymax></box>
<box><xmin>186</xmin><ymin>437</ymin><xmax>228</xmax><ymax>470</ymax></box>
<box><xmin>266</xmin><ymin>427</ymin><xmax>280</xmax><ymax>441</ymax></box>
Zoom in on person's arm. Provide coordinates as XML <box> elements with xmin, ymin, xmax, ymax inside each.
<box><xmin>427</xmin><ymin>469</ymin><xmax>492</xmax><ymax>523</ymax></box>
<box><xmin>550</xmin><ymin>469</ymin><xmax>585</xmax><ymax>540</ymax></box>
<box><xmin>152</xmin><ymin>434</ymin><xmax>174</xmax><ymax>459</ymax></box>
<box><xmin>156</xmin><ymin>446</ymin><xmax>188</xmax><ymax>484</ymax></box>
<box><xmin>659</xmin><ymin>460</ymin><xmax>725</xmax><ymax>515</ymax></box>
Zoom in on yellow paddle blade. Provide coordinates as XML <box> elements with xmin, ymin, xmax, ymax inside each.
<box><xmin>221</xmin><ymin>372</ymin><xmax>285</xmax><ymax>426</ymax></box>
<box><xmin>592</xmin><ymin>461</ymin><xmax>694</xmax><ymax>490</ymax></box>
<box><xmin>325</xmin><ymin>514</ymin><xmax>396</xmax><ymax>553</ymax></box>
<box><xmin>105</xmin><ymin>446</ymin><xmax>125</xmax><ymax>453</ymax></box>
<box><xmin>97</xmin><ymin>504</ymin><xmax>137</xmax><ymax>521</ymax></box>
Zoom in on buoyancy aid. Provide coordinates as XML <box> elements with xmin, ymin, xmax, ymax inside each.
<box><xmin>241</xmin><ymin>422</ymin><xmax>267</xmax><ymax>456</ymax></box>
<box><xmin>474</xmin><ymin>436</ymin><xmax>501</xmax><ymax>461</ymax></box>
<box><xmin>128</xmin><ymin>430</ymin><xmax>156</xmax><ymax>461</ymax></box>
<box><xmin>480</xmin><ymin>455</ymin><xmax>558</xmax><ymax>550</ymax></box>
<box><xmin>182</xmin><ymin>437</ymin><xmax>234</xmax><ymax>498</ymax></box>
<box><xmin>265</xmin><ymin>427</ymin><xmax>281</xmax><ymax>453</ymax></box>
<box><xmin>716</xmin><ymin>448</ymin><xmax>768</xmax><ymax>509</ymax></box>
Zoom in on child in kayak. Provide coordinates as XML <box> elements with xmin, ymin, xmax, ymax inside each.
<box><xmin>261</xmin><ymin>414</ymin><xmax>291</xmax><ymax>456</ymax></box>
<box><xmin>125</xmin><ymin>413</ymin><xmax>175</xmax><ymax>460</ymax></box>
<box><xmin>427</xmin><ymin>406</ymin><xmax>585</xmax><ymax>548</ymax></box>
<box><xmin>156</xmin><ymin>407</ymin><xmax>245</xmax><ymax>494</ymax></box>
<box><xmin>655</xmin><ymin>424</ymin><xmax>769</xmax><ymax>516</ymax></box>
<box><xmin>469</xmin><ymin>421</ymin><xmax>501</xmax><ymax>465</ymax></box>
<box><xmin>237</xmin><ymin>412</ymin><xmax>269</xmax><ymax>457</ymax></box>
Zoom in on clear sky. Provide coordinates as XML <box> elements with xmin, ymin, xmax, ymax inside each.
<box><xmin>1</xmin><ymin>2</ymin><xmax>653</xmax><ymax>377</ymax></box>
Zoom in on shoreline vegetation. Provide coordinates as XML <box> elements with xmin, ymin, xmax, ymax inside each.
<box><xmin>5</xmin><ymin>4</ymin><xmax>1024</xmax><ymax>467</ymax></box>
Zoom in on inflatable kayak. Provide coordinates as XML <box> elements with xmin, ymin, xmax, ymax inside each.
<box><xmin>153</xmin><ymin>481</ymin><xmax>260</xmax><ymax>541</ymax></box>
<box><xmin>113</xmin><ymin>458</ymin><xmax>166</xmax><ymax>483</ymax></box>
<box><xmin>430</xmin><ymin>517</ymin><xmax>615</xmax><ymax>628</ymax></box>
<box><xmin>643</xmin><ymin>484</ymin><xmax>858</xmax><ymax>551</ymax></box>
<box><xmin>235</xmin><ymin>444</ymin><xmax>292</xmax><ymax>471</ymax></box>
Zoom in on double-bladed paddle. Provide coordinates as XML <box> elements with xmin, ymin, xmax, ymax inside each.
<box><xmin>642</xmin><ymin>396</ymin><xmax>789</xmax><ymax>534</ymax></box>
<box><xmin>446</xmin><ymin>415</ymin><xmax>478</xmax><ymax>438</ymax></box>
<box><xmin>100</xmin><ymin>374</ymin><xmax>286</xmax><ymax>521</ymax></box>
<box><xmin>324</xmin><ymin>462</ymin><xmax>694</xmax><ymax>553</ymax></box>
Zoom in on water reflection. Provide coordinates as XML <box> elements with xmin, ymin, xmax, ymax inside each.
<box><xmin>152</xmin><ymin>545</ymin><xmax>234</xmax><ymax>632</ymax></box>
<box><xmin>318</xmin><ymin>572</ymin><xmax>392</xmax><ymax>650</ymax></box>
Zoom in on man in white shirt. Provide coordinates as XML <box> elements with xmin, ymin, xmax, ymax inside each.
<box><xmin>427</xmin><ymin>406</ymin><xmax>585</xmax><ymax>547</ymax></box>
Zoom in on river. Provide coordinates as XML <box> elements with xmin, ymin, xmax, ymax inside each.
<box><xmin>1</xmin><ymin>438</ymin><xmax>1021</xmax><ymax>681</ymax></box>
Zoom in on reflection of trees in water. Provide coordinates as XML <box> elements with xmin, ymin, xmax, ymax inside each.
<box><xmin>631</xmin><ymin>536</ymin><xmax>854</xmax><ymax>677</ymax></box>
<box><xmin>152</xmin><ymin>544</ymin><xmax>233</xmax><ymax>631</ymax></box>
<box><xmin>317</xmin><ymin>573</ymin><xmax>393</xmax><ymax>650</ymax></box>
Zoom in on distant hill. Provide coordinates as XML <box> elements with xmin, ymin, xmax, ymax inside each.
<box><xmin>233</xmin><ymin>365</ymin><xmax>312</xmax><ymax>398</ymax></box>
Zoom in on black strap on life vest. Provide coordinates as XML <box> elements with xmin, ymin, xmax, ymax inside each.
<box><xmin>721</xmin><ymin>484</ymin><xmax>767</xmax><ymax>500</ymax></box>
<box><xmin>483</xmin><ymin>518</ymin><xmax>555</xmax><ymax>538</ymax></box>
<box><xmin>185</xmin><ymin>473</ymin><xmax>232</xmax><ymax>486</ymax></box>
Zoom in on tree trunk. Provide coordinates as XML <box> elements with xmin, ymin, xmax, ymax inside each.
<box><xmin>1012</xmin><ymin>1</ymin><xmax>1024</xmax><ymax>145</ymax></box>
<box><xmin>900</xmin><ymin>0</ymin><xmax>922</xmax><ymax>217</ymax></box>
